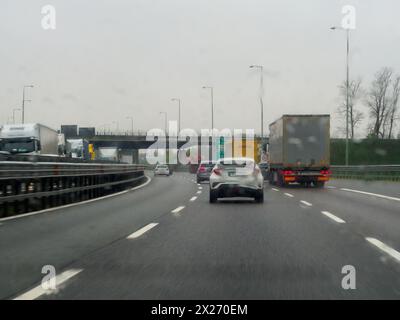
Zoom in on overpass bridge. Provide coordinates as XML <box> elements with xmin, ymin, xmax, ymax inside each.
<box><xmin>68</xmin><ymin>133</ymin><xmax>268</xmax><ymax>164</ymax></box>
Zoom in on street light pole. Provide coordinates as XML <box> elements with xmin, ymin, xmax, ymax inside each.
<box><xmin>126</xmin><ymin>117</ymin><xmax>134</xmax><ymax>135</ymax></box>
<box><xmin>112</xmin><ymin>121</ymin><xmax>119</xmax><ymax>134</ymax></box>
<box><xmin>249</xmin><ymin>65</ymin><xmax>264</xmax><ymax>138</ymax></box>
<box><xmin>202</xmin><ymin>86</ymin><xmax>214</xmax><ymax>130</ymax></box>
<box><xmin>346</xmin><ymin>28</ymin><xmax>350</xmax><ymax>166</ymax></box>
<box><xmin>160</xmin><ymin>112</ymin><xmax>168</xmax><ymax>134</ymax></box>
<box><xmin>22</xmin><ymin>85</ymin><xmax>34</xmax><ymax>124</ymax></box>
<box><xmin>12</xmin><ymin>108</ymin><xmax>21</xmax><ymax>124</ymax></box>
<box><xmin>171</xmin><ymin>98</ymin><xmax>181</xmax><ymax>133</ymax></box>
<box><xmin>160</xmin><ymin>111</ymin><xmax>169</xmax><ymax>163</ymax></box>
<box><xmin>331</xmin><ymin>26</ymin><xmax>350</xmax><ymax>166</ymax></box>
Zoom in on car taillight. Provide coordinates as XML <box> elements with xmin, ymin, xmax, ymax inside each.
<box><xmin>320</xmin><ymin>169</ymin><xmax>331</xmax><ymax>175</ymax></box>
<box><xmin>212</xmin><ymin>168</ymin><xmax>222</xmax><ymax>175</ymax></box>
<box><xmin>198</xmin><ymin>165</ymin><xmax>206</xmax><ymax>173</ymax></box>
<box><xmin>282</xmin><ymin>170</ymin><xmax>294</xmax><ymax>175</ymax></box>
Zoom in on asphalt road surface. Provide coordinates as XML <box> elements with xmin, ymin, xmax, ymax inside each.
<box><xmin>1</xmin><ymin>172</ymin><xmax>400</xmax><ymax>299</ymax></box>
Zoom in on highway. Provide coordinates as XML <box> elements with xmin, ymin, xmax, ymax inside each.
<box><xmin>1</xmin><ymin>172</ymin><xmax>400</xmax><ymax>299</ymax></box>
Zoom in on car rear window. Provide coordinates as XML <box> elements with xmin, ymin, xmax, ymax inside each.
<box><xmin>202</xmin><ymin>163</ymin><xmax>216</xmax><ymax>167</ymax></box>
<box><xmin>219</xmin><ymin>160</ymin><xmax>254</xmax><ymax>167</ymax></box>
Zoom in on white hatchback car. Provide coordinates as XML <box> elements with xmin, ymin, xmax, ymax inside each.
<box><xmin>154</xmin><ymin>164</ymin><xmax>170</xmax><ymax>176</ymax></box>
<box><xmin>209</xmin><ymin>157</ymin><xmax>264</xmax><ymax>203</ymax></box>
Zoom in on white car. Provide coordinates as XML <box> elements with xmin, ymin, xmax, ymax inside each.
<box><xmin>154</xmin><ymin>164</ymin><xmax>170</xmax><ymax>176</ymax></box>
<box><xmin>209</xmin><ymin>157</ymin><xmax>264</xmax><ymax>203</ymax></box>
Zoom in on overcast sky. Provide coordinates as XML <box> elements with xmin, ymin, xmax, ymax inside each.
<box><xmin>1</xmin><ymin>0</ymin><xmax>400</xmax><ymax>137</ymax></box>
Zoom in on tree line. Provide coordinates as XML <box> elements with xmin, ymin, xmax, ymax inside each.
<box><xmin>337</xmin><ymin>67</ymin><xmax>400</xmax><ymax>139</ymax></box>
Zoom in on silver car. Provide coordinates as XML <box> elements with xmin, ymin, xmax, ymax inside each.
<box><xmin>209</xmin><ymin>157</ymin><xmax>264</xmax><ymax>203</ymax></box>
<box><xmin>196</xmin><ymin>160</ymin><xmax>217</xmax><ymax>183</ymax></box>
<box><xmin>154</xmin><ymin>164</ymin><xmax>170</xmax><ymax>176</ymax></box>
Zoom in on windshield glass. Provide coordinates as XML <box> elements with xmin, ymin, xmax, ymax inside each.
<box><xmin>1</xmin><ymin>139</ymin><xmax>35</xmax><ymax>153</ymax></box>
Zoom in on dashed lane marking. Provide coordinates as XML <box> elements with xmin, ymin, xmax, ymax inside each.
<box><xmin>127</xmin><ymin>223</ymin><xmax>159</xmax><ymax>239</ymax></box>
<box><xmin>366</xmin><ymin>237</ymin><xmax>400</xmax><ymax>262</ymax></box>
<box><xmin>300</xmin><ymin>200</ymin><xmax>312</xmax><ymax>207</ymax></box>
<box><xmin>321</xmin><ymin>211</ymin><xmax>345</xmax><ymax>223</ymax></box>
<box><xmin>13</xmin><ymin>268</ymin><xmax>83</xmax><ymax>300</ymax></box>
<box><xmin>171</xmin><ymin>206</ymin><xmax>185</xmax><ymax>214</ymax></box>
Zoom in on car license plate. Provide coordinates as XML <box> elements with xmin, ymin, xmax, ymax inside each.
<box><xmin>297</xmin><ymin>172</ymin><xmax>318</xmax><ymax>176</ymax></box>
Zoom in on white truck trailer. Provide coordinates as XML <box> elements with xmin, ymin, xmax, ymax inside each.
<box><xmin>0</xmin><ymin>123</ymin><xmax>59</xmax><ymax>155</ymax></box>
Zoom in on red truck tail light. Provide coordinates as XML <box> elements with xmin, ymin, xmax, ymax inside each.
<box><xmin>282</xmin><ymin>170</ymin><xmax>294</xmax><ymax>176</ymax></box>
<box><xmin>320</xmin><ymin>169</ymin><xmax>331</xmax><ymax>175</ymax></box>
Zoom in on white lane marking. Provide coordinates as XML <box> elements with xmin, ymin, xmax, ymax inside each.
<box><xmin>0</xmin><ymin>176</ymin><xmax>152</xmax><ymax>223</ymax></box>
<box><xmin>284</xmin><ymin>193</ymin><xmax>294</xmax><ymax>198</ymax></box>
<box><xmin>321</xmin><ymin>211</ymin><xmax>345</xmax><ymax>223</ymax></box>
<box><xmin>326</xmin><ymin>186</ymin><xmax>336</xmax><ymax>189</ymax></box>
<box><xmin>171</xmin><ymin>206</ymin><xmax>185</xmax><ymax>214</ymax></box>
<box><xmin>300</xmin><ymin>200</ymin><xmax>312</xmax><ymax>207</ymax></box>
<box><xmin>197</xmin><ymin>184</ymin><xmax>201</xmax><ymax>186</ymax></box>
<box><xmin>190</xmin><ymin>196</ymin><xmax>197</xmax><ymax>202</ymax></box>
<box><xmin>127</xmin><ymin>223</ymin><xmax>158</xmax><ymax>239</ymax></box>
<box><xmin>198</xmin><ymin>187</ymin><xmax>203</xmax><ymax>190</ymax></box>
<box><xmin>272</xmin><ymin>188</ymin><xmax>279</xmax><ymax>192</ymax></box>
<box><xmin>340</xmin><ymin>188</ymin><xmax>400</xmax><ymax>202</ymax></box>
<box><xmin>366</xmin><ymin>237</ymin><xmax>400</xmax><ymax>262</ymax></box>
<box><xmin>196</xmin><ymin>191</ymin><xmax>202</xmax><ymax>194</ymax></box>
<box><xmin>13</xmin><ymin>268</ymin><xmax>83</xmax><ymax>300</ymax></box>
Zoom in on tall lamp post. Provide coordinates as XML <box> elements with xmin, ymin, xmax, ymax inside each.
<box><xmin>160</xmin><ymin>111</ymin><xmax>169</xmax><ymax>163</ymax></box>
<box><xmin>331</xmin><ymin>26</ymin><xmax>350</xmax><ymax>166</ymax></box>
<box><xmin>22</xmin><ymin>85</ymin><xmax>34</xmax><ymax>124</ymax></box>
<box><xmin>249</xmin><ymin>65</ymin><xmax>264</xmax><ymax>138</ymax></box>
<box><xmin>171</xmin><ymin>98</ymin><xmax>181</xmax><ymax>133</ymax></box>
<box><xmin>13</xmin><ymin>108</ymin><xmax>21</xmax><ymax>124</ymax></box>
<box><xmin>112</xmin><ymin>121</ymin><xmax>119</xmax><ymax>134</ymax></box>
<box><xmin>159</xmin><ymin>112</ymin><xmax>168</xmax><ymax>134</ymax></box>
<box><xmin>202</xmin><ymin>86</ymin><xmax>214</xmax><ymax>130</ymax></box>
<box><xmin>126</xmin><ymin>117</ymin><xmax>134</xmax><ymax>135</ymax></box>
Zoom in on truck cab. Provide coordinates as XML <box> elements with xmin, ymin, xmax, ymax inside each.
<box><xmin>0</xmin><ymin>137</ymin><xmax>39</xmax><ymax>154</ymax></box>
<box><xmin>0</xmin><ymin>124</ymin><xmax>58</xmax><ymax>155</ymax></box>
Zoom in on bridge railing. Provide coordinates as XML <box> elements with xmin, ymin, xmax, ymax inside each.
<box><xmin>0</xmin><ymin>159</ymin><xmax>147</xmax><ymax>218</ymax></box>
<box><xmin>331</xmin><ymin>165</ymin><xmax>400</xmax><ymax>181</ymax></box>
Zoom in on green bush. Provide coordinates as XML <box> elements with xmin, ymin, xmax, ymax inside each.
<box><xmin>331</xmin><ymin>138</ymin><xmax>400</xmax><ymax>165</ymax></box>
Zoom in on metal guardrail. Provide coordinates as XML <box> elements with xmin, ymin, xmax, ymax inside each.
<box><xmin>0</xmin><ymin>159</ymin><xmax>146</xmax><ymax>218</ymax></box>
<box><xmin>331</xmin><ymin>165</ymin><xmax>400</xmax><ymax>181</ymax></box>
<box><xmin>0</xmin><ymin>153</ymin><xmax>117</xmax><ymax>164</ymax></box>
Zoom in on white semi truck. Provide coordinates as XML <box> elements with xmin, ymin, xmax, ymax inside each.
<box><xmin>97</xmin><ymin>147</ymin><xmax>121</xmax><ymax>162</ymax></box>
<box><xmin>0</xmin><ymin>123</ymin><xmax>59</xmax><ymax>155</ymax></box>
<box><xmin>66</xmin><ymin>138</ymin><xmax>90</xmax><ymax>160</ymax></box>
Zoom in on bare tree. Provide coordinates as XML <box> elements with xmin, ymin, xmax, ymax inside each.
<box><xmin>336</xmin><ymin>78</ymin><xmax>364</xmax><ymax>138</ymax></box>
<box><xmin>366</xmin><ymin>67</ymin><xmax>393</xmax><ymax>138</ymax></box>
<box><xmin>387</xmin><ymin>76</ymin><xmax>400</xmax><ymax>139</ymax></box>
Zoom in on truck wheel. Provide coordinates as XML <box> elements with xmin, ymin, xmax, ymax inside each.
<box><xmin>277</xmin><ymin>173</ymin><xmax>285</xmax><ymax>187</ymax></box>
<box><xmin>255</xmin><ymin>190</ymin><xmax>264</xmax><ymax>203</ymax></box>
<box><xmin>209</xmin><ymin>190</ymin><xmax>218</xmax><ymax>203</ymax></box>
